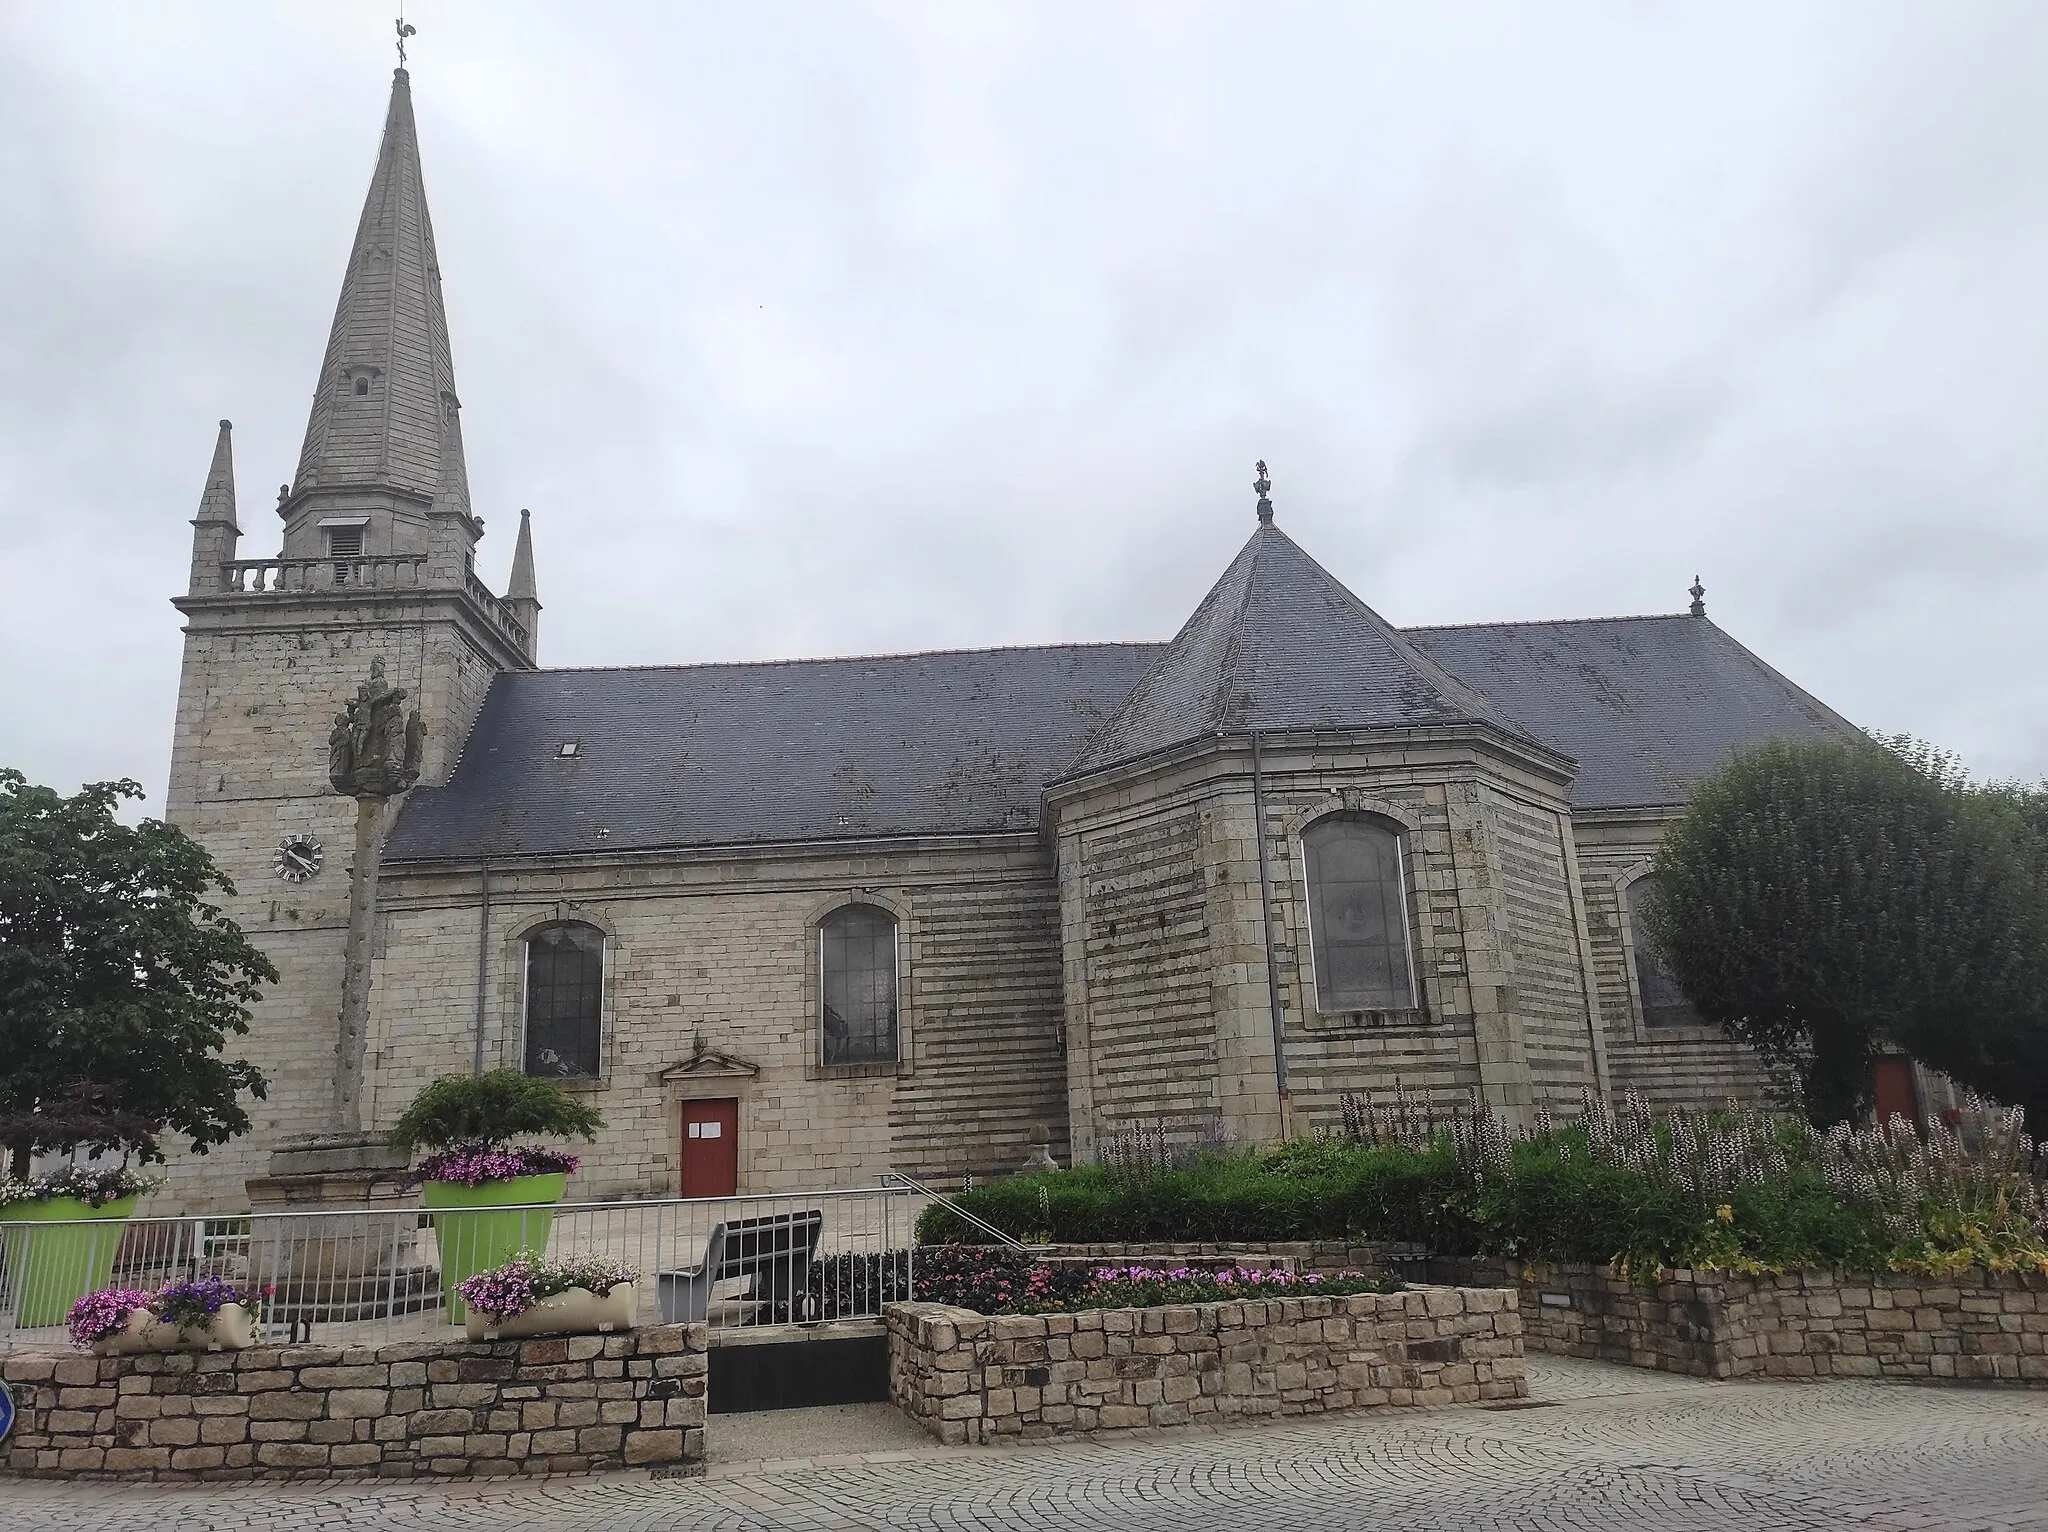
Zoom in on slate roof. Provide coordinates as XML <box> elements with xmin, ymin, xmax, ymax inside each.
<box><xmin>1410</xmin><ymin>615</ymin><xmax>1857</xmax><ymax>810</ymax></box>
<box><xmin>384</xmin><ymin>644</ymin><xmax>1162</xmax><ymax>861</ymax></box>
<box><xmin>386</xmin><ymin>541</ymin><xmax>1859</xmax><ymax>861</ymax></box>
<box><xmin>292</xmin><ymin>68</ymin><xmax>465</xmax><ymax>505</ymax></box>
<box><xmin>1063</xmin><ymin>525</ymin><xmax>1544</xmax><ymax>777</ymax></box>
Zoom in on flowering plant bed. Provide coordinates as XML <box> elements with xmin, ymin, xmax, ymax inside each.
<box><xmin>67</xmin><ymin>1276</ymin><xmax>271</xmax><ymax>1354</ymax></box>
<box><xmin>0</xmin><ymin>1166</ymin><xmax>163</xmax><ymax>1327</ymax></box>
<box><xmin>456</xmin><ymin>1249</ymin><xmax>638</xmax><ymax>1340</ymax></box>
<box><xmin>0</xmin><ymin>1162</ymin><xmax>161</xmax><ymax>1209</ymax></box>
<box><xmin>912</xmin><ymin>1244</ymin><xmax>1399</xmax><ymax>1315</ymax></box>
<box><xmin>410</xmin><ymin>1144</ymin><xmax>580</xmax><ymax>1187</ymax></box>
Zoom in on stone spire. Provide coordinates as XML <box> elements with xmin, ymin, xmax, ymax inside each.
<box><xmin>187</xmin><ymin>419</ymin><xmax>240</xmax><ymax>594</ymax></box>
<box><xmin>507</xmin><ymin>508</ymin><xmax>538</xmax><ymax>600</ymax></box>
<box><xmin>504</xmin><ymin>508</ymin><xmax>541</xmax><ymax>660</ymax></box>
<box><xmin>289</xmin><ymin>67</ymin><xmax>463</xmax><ymax>508</ymax></box>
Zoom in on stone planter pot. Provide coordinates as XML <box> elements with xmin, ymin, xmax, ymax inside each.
<box><xmin>0</xmin><ymin>1195</ymin><xmax>139</xmax><ymax>1329</ymax></box>
<box><xmin>464</xmin><ymin>1282</ymin><xmax>637</xmax><ymax>1341</ymax></box>
<box><xmin>422</xmin><ymin>1173</ymin><xmax>566</xmax><ymax>1324</ymax></box>
<box><xmin>91</xmin><ymin>1301</ymin><xmax>261</xmax><ymax>1356</ymax></box>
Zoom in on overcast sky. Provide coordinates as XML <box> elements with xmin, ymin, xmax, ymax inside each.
<box><xmin>3</xmin><ymin>1</ymin><xmax>2045</xmax><ymax>811</ymax></box>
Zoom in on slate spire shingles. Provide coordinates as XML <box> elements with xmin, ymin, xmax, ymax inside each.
<box><xmin>291</xmin><ymin>67</ymin><xmax>462</xmax><ymax>503</ymax></box>
<box><xmin>1062</xmin><ymin>523</ymin><xmax>1545</xmax><ymax>778</ymax></box>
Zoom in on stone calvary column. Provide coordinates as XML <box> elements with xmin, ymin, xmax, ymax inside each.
<box><xmin>243</xmin><ymin>659</ymin><xmax>429</xmax><ymax>1318</ymax></box>
<box><xmin>326</xmin><ymin>656</ymin><xmax>426</xmax><ymax>1136</ymax></box>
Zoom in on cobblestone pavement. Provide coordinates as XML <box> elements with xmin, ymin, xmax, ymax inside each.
<box><xmin>5</xmin><ymin>1357</ymin><xmax>2046</xmax><ymax>1532</ymax></box>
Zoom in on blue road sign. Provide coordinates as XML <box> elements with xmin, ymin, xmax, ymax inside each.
<box><xmin>0</xmin><ymin>1378</ymin><xmax>14</xmax><ymax>1443</ymax></box>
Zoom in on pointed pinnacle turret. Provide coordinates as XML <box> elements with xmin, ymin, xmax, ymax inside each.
<box><xmin>290</xmin><ymin>66</ymin><xmax>461</xmax><ymax>506</ymax></box>
<box><xmin>507</xmin><ymin>508</ymin><xmax>538</xmax><ymax>601</ymax></box>
<box><xmin>196</xmin><ymin>419</ymin><xmax>238</xmax><ymax>529</ymax></box>
<box><xmin>187</xmin><ymin>419</ymin><xmax>240</xmax><ymax>595</ymax></box>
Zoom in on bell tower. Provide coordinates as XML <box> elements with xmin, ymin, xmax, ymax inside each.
<box><xmin>161</xmin><ymin>67</ymin><xmax>539</xmax><ymax>1211</ymax></box>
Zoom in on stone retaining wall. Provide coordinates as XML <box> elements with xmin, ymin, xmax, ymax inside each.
<box><xmin>0</xmin><ymin>1324</ymin><xmax>707</xmax><ymax>1480</ymax></box>
<box><xmin>1431</xmin><ymin>1258</ymin><xmax>2048</xmax><ymax>1383</ymax></box>
<box><xmin>886</xmin><ymin>1285</ymin><xmax>1524</xmax><ymax>1444</ymax></box>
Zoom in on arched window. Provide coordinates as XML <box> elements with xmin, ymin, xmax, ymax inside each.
<box><xmin>524</xmin><ymin>922</ymin><xmax>604</xmax><ymax>1077</ymax></box>
<box><xmin>1302</xmin><ymin>816</ymin><xmax>1417</xmax><ymax>1013</ymax></box>
<box><xmin>1623</xmin><ymin>875</ymin><xmax>1701</xmax><ymax>1029</ymax></box>
<box><xmin>354</xmin><ymin>376</ymin><xmax>370</xmax><ymax>396</ymax></box>
<box><xmin>819</xmin><ymin>905</ymin><xmax>898</xmax><ymax>1066</ymax></box>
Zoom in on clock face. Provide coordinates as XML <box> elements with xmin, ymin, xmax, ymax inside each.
<box><xmin>273</xmin><ymin>836</ymin><xmax>324</xmax><ymax>883</ymax></box>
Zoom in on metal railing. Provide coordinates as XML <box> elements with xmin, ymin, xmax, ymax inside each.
<box><xmin>880</xmin><ymin>1167</ymin><xmax>1026</xmax><ymax>1249</ymax></box>
<box><xmin>0</xmin><ymin>1183</ymin><xmax>919</xmax><ymax>1354</ymax></box>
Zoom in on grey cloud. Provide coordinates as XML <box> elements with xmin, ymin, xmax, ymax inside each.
<box><xmin>1</xmin><ymin>0</ymin><xmax>2044</xmax><ymax>809</ymax></box>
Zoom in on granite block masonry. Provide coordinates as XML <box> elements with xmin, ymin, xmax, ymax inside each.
<box><xmin>0</xmin><ymin>1323</ymin><xmax>707</xmax><ymax>1480</ymax></box>
<box><xmin>886</xmin><ymin>1284</ymin><xmax>1526</xmax><ymax>1444</ymax></box>
<box><xmin>1431</xmin><ymin>1259</ymin><xmax>2048</xmax><ymax>1383</ymax></box>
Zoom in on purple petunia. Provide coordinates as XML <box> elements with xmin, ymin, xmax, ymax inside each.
<box><xmin>66</xmin><ymin>1288</ymin><xmax>154</xmax><ymax>1348</ymax></box>
<box><xmin>414</xmin><ymin>1144</ymin><xmax>581</xmax><ymax>1188</ymax></box>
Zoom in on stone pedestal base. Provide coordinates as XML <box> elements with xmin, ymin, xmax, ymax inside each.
<box><xmin>245</xmin><ymin>1134</ymin><xmax>435</xmax><ymax>1320</ymax></box>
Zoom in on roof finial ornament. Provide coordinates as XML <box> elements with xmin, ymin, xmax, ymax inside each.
<box><xmin>1254</xmin><ymin>460</ymin><xmax>1274</xmax><ymax>525</ymax></box>
<box><xmin>395</xmin><ymin>11</ymin><xmax>416</xmax><ymax>69</ymax></box>
<box><xmin>1688</xmin><ymin>575</ymin><xmax>1706</xmax><ymax>618</ymax></box>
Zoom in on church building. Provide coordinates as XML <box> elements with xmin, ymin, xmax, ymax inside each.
<box><xmin>161</xmin><ymin>70</ymin><xmax>1852</xmax><ymax>1212</ymax></box>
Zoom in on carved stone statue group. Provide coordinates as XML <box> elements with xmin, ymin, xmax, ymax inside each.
<box><xmin>328</xmin><ymin>657</ymin><xmax>425</xmax><ymax>800</ymax></box>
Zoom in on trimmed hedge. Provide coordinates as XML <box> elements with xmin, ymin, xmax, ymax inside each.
<box><xmin>918</xmin><ymin>1135</ymin><xmax>1889</xmax><ymax>1275</ymax></box>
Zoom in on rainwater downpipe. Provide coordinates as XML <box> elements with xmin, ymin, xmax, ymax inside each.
<box><xmin>1251</xmin><ymin>732</ymin><xmax>1291</xmax><ymax>1130</ymax></box>
<box><xmin>472</xmin><ymin>860</ymin><xmax>492</xmax><ymax>1076</ymax></box>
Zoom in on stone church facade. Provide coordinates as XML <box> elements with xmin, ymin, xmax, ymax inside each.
<box><xmin>159</xmin><ymin>71</ymin><xmax>1852</xmax><ymax>1212</ymax></box>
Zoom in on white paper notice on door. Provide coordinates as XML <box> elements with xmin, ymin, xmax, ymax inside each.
<box><xmin>688</xmin><ymin>1121</ymin><xmax>723</xmax><ymax>1139</ymax></box>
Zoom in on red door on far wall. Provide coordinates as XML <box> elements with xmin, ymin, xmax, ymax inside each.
<box><xmin>681</xmin><ymin>1099</ymin><xmax>739</xmax><ymax>1199</ymax></box>
<box><xmin>1873</xmin><ymin>1057</ymin><xmax>1919</xmax><ymax>1127</ymax></box>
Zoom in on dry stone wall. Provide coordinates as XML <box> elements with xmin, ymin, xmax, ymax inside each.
<box><xmin>1434</xmin><ymin>1258</ymin><xmax>2048</xmax><ymax>1383</ymax></box>
<box><xmin>886</xmin><ymin>1286</ymin><xmax>1525</xmax><ymax>1444</ymax></box>
<box><xmin>0</xmin><ymin>1324</ymin><xmax>706</xmax><ymax>1481</ymax></box>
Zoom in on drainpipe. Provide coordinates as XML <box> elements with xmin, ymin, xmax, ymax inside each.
<box><xmin>472</xmin><ymin>860</ymin><xmax>492</xmax><ymax>1075</ymax></box>
<box><xmin>1251</xmin><ymin>733</ymin><xmax>1291</xmax><ymax>1133</ymax></box>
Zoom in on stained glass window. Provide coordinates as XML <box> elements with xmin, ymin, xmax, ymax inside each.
<box><xmin>1303</xmin><ymin>817</ymin><xmax>1416</xmax><ymax>1013</ymax></box>
<box><xmin>1624</xmin><ymin>876</ymin><xmax>1702</xmax><ymax>1029</ymax></box>
<box><xmin>524</xmin><ymin>922</ymin><xmax>604</xmax><ymax>1077</ymax></box>
<box><xmin>820</xmin><ymin>905</ymin><xmax>899</xmax><ymax>1066</ymax></box>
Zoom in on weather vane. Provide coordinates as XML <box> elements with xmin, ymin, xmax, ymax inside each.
<box><xmin>1254</xmin><ymin>460</ymin><xmax>1274</xmax><ymax>525</ymax></box>
<box><xmin>396</xmin><ymin>12</ymin><xmax>417</xmax><ymax>67</ymax></box>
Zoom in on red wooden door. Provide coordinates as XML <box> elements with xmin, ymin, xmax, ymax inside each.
<box><xmin>681</xmin><ymin>1099</ymin><xmax>739</xmax><ymax>1198</ymax></box>
<box><xmin>1873</xmin><ymin>1057</ymin><xmax>1919</xmax><ymax>1128</ymax></box>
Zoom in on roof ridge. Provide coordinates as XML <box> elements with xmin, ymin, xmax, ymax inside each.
<box><xmin>1407</xmin><ymin>612</ymin><xmax>1696</xmax><ymax>634</ymax></box>
<box><xmin>500</xmin><ymin>639</ymin><xmax>1167</xmax><ymax>679</ymax></box>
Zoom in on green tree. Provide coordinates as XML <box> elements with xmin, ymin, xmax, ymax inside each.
<box><xmin>1643</xmin><ymin>737</ymin><xmax>2048</xmax><ymax>1128</ymax></box>
<box><xmin>0</xmin><ymin>770</ymin><xmax>276</xmax><ymax>1178</ymax></box>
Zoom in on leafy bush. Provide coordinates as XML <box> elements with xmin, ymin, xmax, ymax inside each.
<box><xmin>916</xmin><ymin>1141</ymin><xmax>1474</xmax><ymax>1249</ymax></box>
<box><xmin>389</xmin><ymin>1070</ymin><xmax>603</xmax><ymax>1155</ymax></box>
<box><xmin>924</xmin><ymin>1089</ymin><xmax>2040</xmax><ymax>1280</ymax></box>
<box><xmin>806</xmin><ymin>1250</ymin><xmax>913</xmax><ymax>1320</ymax></box>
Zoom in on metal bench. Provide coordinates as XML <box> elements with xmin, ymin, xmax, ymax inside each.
<box><xmin>656</xmin><ymin>1210</ymin><xmax>825</xmax><ymax>1324</ymax></box>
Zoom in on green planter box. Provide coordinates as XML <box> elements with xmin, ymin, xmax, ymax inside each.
<box><xmin>422</xmin><ymin>1174</ymin><xmax>566</xmax><ymax>1324</ymax></box>
<box><xmin>1</xmin><ymin>1195</ymin><xmax>139</xmax><ymax>1329</ymax></box>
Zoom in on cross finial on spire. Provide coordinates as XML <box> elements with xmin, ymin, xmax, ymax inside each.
<box><xmin>1254</xmin><ymin>460</ymin><xmax>1274</xmax><ymax>525</ymax></box>
<box><xmin>1689</xmin><ymin>575</ymin><xmax>1706</xmax><ymax>617</ymax></box>
<box><xmin>396</xmin><ymin>12</ymin><xmax>416</xmax><ymax>68</ymax></box>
